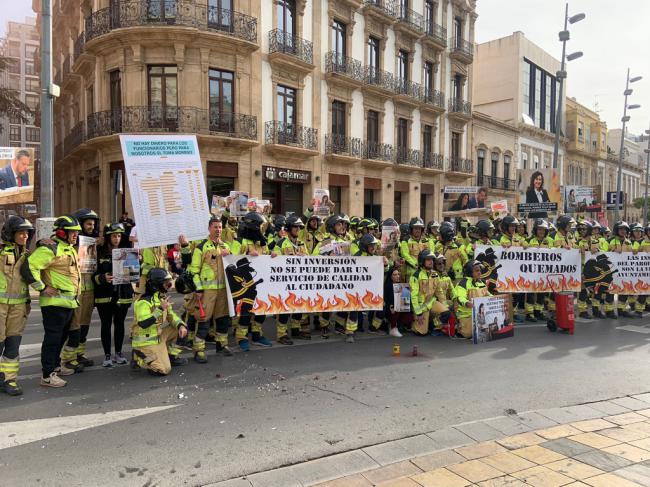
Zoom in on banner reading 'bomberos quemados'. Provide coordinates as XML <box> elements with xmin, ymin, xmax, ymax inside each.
<box><xmin>222</xmin><ymin>255</ymin><xmax>385</xmax><ymax>316</ymax></box>
<box><xmin>475</xmin><ymin>245</ymin><xmax>581</xmax><ymax>293</ymax></box>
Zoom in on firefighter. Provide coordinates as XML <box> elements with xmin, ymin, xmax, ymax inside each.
<box><xmin>221</xmin><ymin>213</ymin><xmax>238</xmax><ymax>244</ymax></box>
<box><xmin>425</xmin><ymin>220</ymin><xmax>440</xmax><ymax>247</ymax></box>
<box><xmin>432</xmin><ymin>254</ymin><xmax>454</xmax><ymax>334</ymax></box>
<box><xmin>267</xmin><ymin>215</ymin><xmax>287</xmax><ymax>253</ymax></box>
<box><xmin>300</xmin><ymin>214</ymin><xmax>324</xmax><ymax>255</ymax></box>
<box><xmin>500</xmin><ymin>216</ymin><xmax>526</xmax><ymax>319</ymax></box>
<box><xmin>526</xmin><ymin>219</ymin><xmax>554</xmax><ymax>321</ymax></box>
<box><xmin>188</xmin><ymin>217</ymin><xmax>233</xmax><ymax>363</ymax></box>
<box><xmin>231</xmin><ymin>212</ymin><xmax>274</xmax><ymax>350</ymax></box>
<box><xmin>435</xmin><ymin>222</ymin><xmax>468</xmax><ymax>282</ymax></box>
<box><xmin>453</xmin><ymin>260</ymin><xmax>491</xmax><ymax>339</ymax></box>
<box><xmin>351</xmin><ymin>218</ymin><xmax>376</xmax><ymax>255</ymax></box>
<box><xmin>516</xmin><ymin>218</ymin><xmax>528</xmax><ymax>240</ymax></box>
<box><xmin>0</xmin><ymin>216</ymin><xmax>33</xmax><ymax>395</ymax></box>
<box><xmin>94</xmin><ymin>223</ymin><xmax>133</xmax><ymax>367</ymax></box>
<box><xmin>410</xmin><ymin>249</ymin><xmax>439</xmax><ymax>335</ymax></box>
<box><xmin>131</xmin><ymin>268</ymin><xmax>188</xmax><ymax>375</ymax></box>
<box><xmin>22</xmin><ymin>216</ymin><xmax>82</xmax><ymax>387</ymax></box>
<box><xmin>400</xmin><ymin>217</ymin><xmax>429</xmax><ymax>281</ymax></box>
<box><xmin>278</xmin><ymin>215</ymin><xmax>310</xmax><ymax>341</ymax></box>
<box><xmin>576</xmin><ymin>220</ymin><xmax>607</xmax><ymax>319</ymax></box>
<box><xmin>64</xmin><ymin>208</ymin><xmax>99</xmax><ymax>368</ymax></box>
<box><xmin>630</xmin><ymin>223</ymin><xmax>649</xmax><ymax>316</ymax></box>
<box><xmin>475</xmin><ymin>219</ymin><xmax>499</xmax><ymax>246</ymax></box>
<box><xmin>606</xmin><ymin>221</ymin><xmax>635</xmax><ymax>318</ymax></box>
<box><xmin>355</xmin><ymin>233</ymin><xmax>388</xmax><ymax>333</ymax></box>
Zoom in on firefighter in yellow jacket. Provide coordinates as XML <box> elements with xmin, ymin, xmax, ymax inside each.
<box><xmin>400</xmin><ymin>217</ymin><xmax>429</xmax><ymax>281</ymax></box>
<box><xmin>453</xmin><ymin>260</ymin><xmax>490</xmax><ymax>339</ymax></box>
<box><xmin>410</xmin><ymin>250</ymin><xmax>448</xmax><ymax>335</ymax></box>
<box><xmin>0</xmin><ymin>216</ymin><xmax>33</xmax><ymax>395</ymax></box>
<box><xmin>131</xmin><ymin>268</ymin><xmax>188</xmax><ymax>375</ymax></box>
<box><xmin>606</xmin><ymin>221</ymin><xmax>635</xmax><ymax>318</ymax></box>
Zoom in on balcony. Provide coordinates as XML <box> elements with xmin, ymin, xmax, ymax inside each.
<box><xmin>395</xmin><ymin>5</ymin><xmax>424</xmax><ymax>38</ymax></box>
<box><xmin>73</xmin><ymin>33</ymin><xmax>85</xmax><ymax>63</ymax></box>
<box><xmin>325</xmin><ymin>134</ymin><xmax>363</xmax><ymax>161</ymax></box>
<box><xmin>325</xmin><ymin>52</ymin><xmax>365</xmax><ymax>88</ymax></box>
<box><xmin>448</xmin><ymin>157</ymin><xmax>474</xmax><ymax>175</ymax></box>
<box><xmin>423</xmin><ymin>152</ymin><xmax>445</xmax><ymax>172</ymax></box>
<box><xmin>421</xmin><ymin>89</ymin><xmax>445</xmax><ymax>114</ymax></box>
<box><xmin>393</xmin><ymin>78</ymin><xmax>423</xmax><ymax>107</ymax></box>
<box><xmin>64</xmin><ymin>121</ymin><xmax>86</xmax><ymax>157</ymax></box>
<box><xmin>264</xmin><ymin>120</ymin><xmax>318</xmax><ymax>158</ymax></box>
<box><xmin>85</xmin><ymin>106</ymin><xmax>257</xmax><ymax>147</ymax></box>
<box><xmin>477</xmin><ymin>175</ymin><xmax>516</xmax><ymax>191</ymax></box>
<box><xmin>362</xmin><ymin>141</ymin><xmax>394</xmax><ymax>167</ymax></box>
<box><xmin>84</xmin><ymin>1</ymin><xmax>258</xmax><ymax>50</ymax></box>
<box><xmin>448</xmin><ymin>97</ymin><xmax>472</xmax><ymax>121</ymax></box>
<box><xmin>422</xmin><ymin>21</ymin><xmax>446</xmax><ymax>51</ymax></box>
<box><xmin>364</xmin><ymin>66</ymin><xmax>396</xmax><ymax>97</ymax></box>
<box><xmin>361</xmin><ymin>0</ymin><xmax>397</xmax><ymax>25</ymax></box>
<box><xmin>396</xmin><ymin>147</ymin><xmax>423</xmax><ymax>168</ymax></box>
<box><xmin>449</xmin><ymin>37</ymin><xmax>474</xmax><ymax>64</ymax></box>
<box><xmin>268</xmin><ymin>29</ymin><xmax>314</xmax><ymax>74</ymax></box>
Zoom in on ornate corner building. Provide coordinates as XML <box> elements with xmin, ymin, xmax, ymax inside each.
<box><xmin>40</xmin><ymin>0</ymin><xmax>476</xmax><ymax>223</ymax></box>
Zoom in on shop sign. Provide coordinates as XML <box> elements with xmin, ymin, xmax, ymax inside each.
<box><xmin>263</xmin><ymin>165</ymin><xmax>310</xmax><ymax>184</ymax></box>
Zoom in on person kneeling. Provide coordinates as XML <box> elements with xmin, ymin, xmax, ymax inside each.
<box><xmin>131</xmin><ymin>268</ymin><xmax>188</xmax><ymax>375</ymax></box>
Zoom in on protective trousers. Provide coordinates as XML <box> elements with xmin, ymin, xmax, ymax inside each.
<box><xmin>333</xmin><ymin>312</ymin><xmax>357</xmax><ymax>334</ymax></box>
<box><xmin>132</xmin><ymin>325</ymin><xmax>180</xmax><ymax>376</ymax></box>
<box><xmin>526</xmin><ymin>293</ymin><xmax>546</xmax><ymax>315</ymax></box>
<box><xmin>41</xmin><ymin>306</ymin><xmax>74</xmax><ymax>378</ymax></box>
<box><xmin>0</xmin><ymin>303</ymin><xmax>27</xmax><ymax>381</ymax></box>
<box><xmin>278</xmin><ymin>313</ymin><xmax>305</xmax><ymax>337</ymax></box>
<box><xmin>193</xmin><ymin>289</ymin><xmax>230</xmax><ymax>350</ymax></box>
<box><xmin>578</xmin><ymin>287</ymin><xmax>605</xmax><ymax>313</ymax></box>
<box><xmin>62</xmin><ymin>290</ymin><xmax>93</xmax><ymax>365</ymax></box>
<box><xmin>605</xmin><ymin>294</ymin><xmax>629</xmax><ymax>312</ymax></box>
<box><xmin>193</xmin><ymin>317</ymin><xmax>232</xmax><ymax>351</ymax></box>
<box><xmin>236</xmin><ymin>314</ymin><xmax>266</xmax><ymax>341</ymax></box>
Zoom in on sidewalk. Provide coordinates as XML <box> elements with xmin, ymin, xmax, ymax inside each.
<box><xmin>210</xmin><ymin>393</ymin><xmax>650</xmax><ymax>487</ymax></box>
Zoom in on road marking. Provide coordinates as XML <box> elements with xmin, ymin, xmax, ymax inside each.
<box><xmin>0</xmin><ymin>405</ymin><xmax>178</xmax><ymax>450</ymax></box>
<box><xmin>617</xmin><ymin>325</ymin><xmax>650</xmax><ymax>334</ymax></box>
<box><xmin>19</xmin><ymin>338</ymin><xmax>102</xmax><ymax>358</ymax></box>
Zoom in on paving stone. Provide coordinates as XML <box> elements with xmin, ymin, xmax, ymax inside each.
<box><xmin>562</xmin><ymin>483</ymin><xmax>591</xmax><ymax>487</ymax></box>
<box><xmin>479</xmin><ymin>451</ymin><xmax>536</xmax><ymax>474</ymax></box>
<box><xmin>455</xmin><ymin>441</ymin><xmax>508</xmax><ymax>460</ymax></box>
<box><xmin>447</xmin><ymin>459</ymin><xmax>505</xmax><ymax>483</ymax></box>
<box><xmin>496</xmin><ymin>432</ymin><xmax>547</xmax><ymax>450</ymax></box>
<box><xmin>562</xmin><ymin>405</ymin><xmax>605</xmax><ymax>421</ymax></box>
<box><xmin>582</xmin><ymin>472</ymin><xmax>646</xmax><ymax>487</ymax></box>
<box><xmin>603</xmin><ymin>444</ymin><xmax>650</xmax><ymax>462</ymax></box>
<box><xmin>536</xmin><ymin>424</ymin><xmax>583</xmax><ymax>440</ymax></box>
<box><xmin>541</xmin><ymin>438</ymin><xmax>595</xmax><ymax>457</ymax></box>
<box><xmin>612</xmin><ymin>464</ymin><xmax>650</xmax><ymax>486</ymax></box>
<box><xmin>573</xmin><ymin>450</ymin><xmax>633</xmax><ymax>472</ymax></box>
<box><xmin>605</xmin><ymin>412</ymin><xmax>648</xmax><ymax>425</ymax></box>
<box><xmin>571</xmin><ymin>419</ymin><xmax>617</xmax><ymax>432</ymax></box>
<box><xmin>482</xmin><ymin>416</ymin><xmax>531</xmax><ymax>436</ymax></box>
<box><xmin>375</xmin><ymin>478</ymin><xmax>422</xmax><ymax>487</ymax></box>
<box><xmin>537</xmin><ymin>407</ymin><xmax>584</xmax><ymax>424</ymax></box>
<box><xmin>621</xmin><ymin>421</ymin><xmax>650</xmax><ymax>436</ymax></box>
<box><xmin>410</xmin><ymin>468</ymin><xmax>472</xmax><ymax>487</ymax></box>
<box><xmin>635</xmin><ymin>409</ymin><xmax>650</xmax><ymax>418</ymax></box>
<box><xmin>512</xmin><ymin>411</ymin><xmax>559</xmax><ymax>430</ymax></box>
<box><xmin>363</xmin><ymin>435</ymin><xmax>438</xmax><ymax>466</ymax></box>
<box><xmin>205</xmin><ymin>479</ymin><xmax>253</xmax><ymax>487</ymax></box>
<box><xmin>315</xmin><ymin>473</ymin><xmax>373</xmax><ymax>487</ymax></box>
<box><xmin>587</xmin><ymin>401</ymin><xmax>632</xmax><ymax>416</ymax></box>
<box><xmin>510</xmin><ymin>465</ymin><xmax>575</xmax><ymax>487</ymax></box>
<box><xmin>476</xmin><ymin>475</ymin><xmax>529</xmax><ymax>486</ymax></box>
<box><xmin>631</xmin><ymin>393</ymin><xmax>650</xmax><ymax>404</ymax></box>
<box><xmin>610</xmin><ymin>397</ymin><xmax>650</xmax><ymax>411</ymax></box>
<box><xmin>425</xmin><ymin>427</ymin><xmax>476</xmax><ymax>450</ymax></box>
<box><xmin>361</xmin><ymin>461</ymin><xmax>422</xmax><ymax>485</ymax></box>
<box><xmin>544</xmin><ymin>459</ymin><xmax>604</xmax><ymax>480</ymax></box>
<box><xmin>596</xmin><ymin>427</ymin><xmax>648</xmax><ymax>443</ymax></box>
<box><xmin>454</xmin><ymin>421</ymin><xmax>504</xmax><ymax>442</ymax></box>
<box><xmin>410</xmin><ymin>449</ymin><xmax>465</xmax><ymax>471</ymax></box>
<box><xmin>511</xmin><ymin>445</ymin><xmax>566</xmax><ymax>465</ymax></box>
<box><xmin>568</xmin><ymin>432</ymin><xmax>621</xmax><ymax>449</ymax></box>
<box><xmin>248</xmin><ymin>468</ymin><xmax>302</xmax><ymax>487</ymax></box>
<box><xmin>630</xmin><ymin>437</ymin><xmax>650</xmax><ymax>452</ymax></box>
<box><xmin>289</xmin><ymin>449</ymin><xmax>379</xmax><ymax>486</ymax></box>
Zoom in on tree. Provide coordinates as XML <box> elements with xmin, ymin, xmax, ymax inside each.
<box><xmin>0</xmin><ymin>54</ymin><xmax>33</xmax><ymax>133</ymax></box>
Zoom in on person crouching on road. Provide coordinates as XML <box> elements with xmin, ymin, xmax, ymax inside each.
<box><xmin>131</xmin><ymin>268</ymin><xmax>188</xmax><ymax>375</ymax></box>
<box><xmin>94</xmin><ymin>223</ymin><xmax>133</xmax><ymax>367</ymax></box>
<box><xmin>453</xmin><ymin>260</ymin><xmax>491</xmax><ymax>339</ymax></box>
<box><xmin>0</xmin><ymin>216</ymin><xmax>34</xmax><ymax>395</ymax></box>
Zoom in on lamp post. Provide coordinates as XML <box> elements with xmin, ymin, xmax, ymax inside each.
<box><xmin>643</xmin><ymin>130</ymin><xmax>650</xmax><ymax>227</ymax></box>
<box><xmin>552</xmin><ymin>4</ymin><xmax>585</xmax><ymax>173</ymax></box>
<box><xmin>614</xmin><ymin>68</ymin><xmax>642</xmax><ymax>222</ymax></box>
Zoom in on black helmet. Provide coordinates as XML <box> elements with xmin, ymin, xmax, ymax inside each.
<box><xmin>464</xmin><ymin>260</ymin><xmax>483</xmax><ymax>277</ymax></box>
<box><xmin>409</xmin><ymin>217</ymin><xmax>425</xmax><ymax>232</ymax></box>
<box><xmin>53</xmin><ymin>215</ymin><xmax>82</xmax><ymax>232</ymax></box>
<box><xmin>556</xmin><ymin>215</ymin><xmax>576</xmax><ymax>232</ymax></box>
<box><xmin>578</xmin><ymin>220</ymin><xmax>593</xmax><ymax>235</ymax></box>
<box><xmin>339</xmin><ymin>214</ymin><xmax>351</xmax><ymax>228</ymax></box>
<box><xmin>359</xmin><ymin>233</ymin><xmax>379</xmax><ymax>253</ymax></box>
<box><xmin>358</xmin><ymin>218</ymin><xmax>374</xmax><ymax>231</ymax></box>
<box><xmin>434</xmin><ymin>253</ymin><xmax>447</xmax><ymax>267</ymax></box>
<box><xmin>325</xmin><ymin>214</ymin><xmax>344</xmax><ymax>235</ymax></box>
<box><xmin>174</xmin><ymin>270</ymin><xmax>196</xmax><ymax>294</ymax></box>
<box><xmin>440</xmin><ymin>225</ymin><xmax>456</xmax><ymax>243</ymax></box>
<box><xmin>533</xmin><ymin>219</ymin><xmax>549</xmax><ymax>236</ymax></box>
<box><xmin>418</xmin><ymin>249</ymin><xmax>435</xmax><ymax>267</ymax></box>
<box><xmin>146</xmin><ymin>267</ymin><xmax>173</xmax><ymax>294</ymax></box>
<box><xmin>350</xmin><ymin>216</ymin><xmax>361</xmax><ymax>229</ymax></box>
<box><xmin>613</xmin><ymin>220</ymin><xmax>630</xmax><ymax>236</ymax></box>
<box><xmin>476</xmin><ymin>219</ymin><xmax>495</xmax><ymax>237</ymax></box>
<box><xmin>72</xmin><ymin>208</ymin><xmax>100</xmax><ymax>237</ymax></box>
<box><xmin>399</xmin><ymin>223</ymin><xmax>410</xmax><ymax>241</ymax></box>
<box><xmin>368</xmin><ymin>218</ymin><xmax>379</xmax><ymax>229</ymax></box>
<box><xmin>500</xmin><ymin>215</ymin><xmax>517</xmax><ymax>233</ymax></box>
<box><xmin>242</xmin><ymin>211</ymin><xmax>265</xmax><ymax>229</ymax></box>
<box><xmin>1</xmin><ymin>215</ymin><xmax>34</xmax><ymax>243</ymax></box>
<box><xmin>273</xmin><ymin>215</ymin><xmax>287</xmax><ymax>233</ymax></box>
<box><xmin>286</xmin><ymin>215</ymin><xmax>305</xmax><ymax>229</ymax></box>
<box><xmin>427</xmin><ymin>220</ymin><xmax>440</xmax><ymax>234</ymax></box>
<box><xmin>307</xmin><ymin>214</ymin><xmax>321</xmax><ymax>227</ymax></box>
<box><xmin>103</xmin><ymin>223</ymin><xmax>125</xmax><ymax>236</ymax></box>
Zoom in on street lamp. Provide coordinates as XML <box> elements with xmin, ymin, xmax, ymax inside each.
<box><xmin>552</xmin><ymin>3</ymin><xmax>585</xmax><ymax>175</ymax></box>
<box><xmin>614</xmin><ymin>69</ymin><xmax>643</xmax><ymax>222</ymax></box>
<box><xmin>643</xmin><ymin>127</ymin><xmax>650</xmax><ymax>225</ymax></box>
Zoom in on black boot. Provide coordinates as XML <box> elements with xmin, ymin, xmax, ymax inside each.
<box><xmin>169</xmin><ymin>355</ymin><xmax>188</xmax><ymax>366</ymax></box>
<box><xmin>606</xmin><ymin>310</ymin><xmax>618</xmax><ymax>319</ymax></box>
<box><xmin>2</xmin><ymin>380</ymin><xmax>22</xmax><ymax>396</ymax></box>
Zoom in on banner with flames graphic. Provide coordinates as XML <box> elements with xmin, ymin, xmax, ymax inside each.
<box><xmin>222</xmin><ymin>255</ymin><xmax>385</xmax><ymax>316</ymax></box>
<box><xmin>475</xmin><ymin>246</ymin><xmax>581</xmax><ymax>293</ymax></box>
<box><xmin>585</xmin><ymin>252</ymin><xmax>650</xmax><ymax>295</ymax></box>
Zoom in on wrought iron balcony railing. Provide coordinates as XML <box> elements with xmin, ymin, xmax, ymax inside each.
<box><xmin>396</xmin><ymin>146</ymin><xmax>422</xmax><ymax>167</ymax></box>
<box><xmin>364</xmin><ymin>65</ymin><xmax>395</xmax><ymax>92</ymax></box>
<box><xmin>363</xmin><ymin>141</ymin><xmax>394</xmax><ymax>162</ymax></box>
<box><xmin>62</xmin><ymin>56</ymin><xmax>70</xmax><ymax>78</ymax></box>
<box><xmin>363</xmin><ymin>0</ymin><xmax>397</xmax><ymax>17</ymax></box>
<box><xmin>449</xmin><ymin>157</ymin><xmax>473</xmax><ymax>173</ymax></box>
<box><xmin>268</xmin><ymin>29</ymin><xmax>313</xmax><ymax>65</ymax></box>
<box><xmin>85</xmin><ymin>1</ymin><xmax>257</xmax><ymax>44</ymax></box>
<box><xmin>325</xmin><ymin>51</ymin><xmax>365</xmax><ymax>83</ymax></box>
<box><xmin>265</xmin><ymin>120</ymin><xmax>318</xmax><ymax>151</ymax></box>
<box><xmin>64</xmin><ymin>121</ymin><xmax>86</xmax><ymax>155</ymax></box>
<box><xmin>394</xmin><ymin>78</ymin><xmax>423</xmax><ymax>101</ymax></box>
<box><xmin>85</xmin><ymin>106</ymin><xmax>257</xmax><ymax>141</ymax></box>
<box><xmin>424</xmin><ymin>20</ymin><xmax>446</xmax><ymax>46</ymax></box>
<box><xmin>448</xmin><ymin>97</ymin><xmax>472</xmax><ymax>116</ymax></box>
<box><xmin>325</xmin><ymin>134</ymin><xmax>363</xmax><ymax>158</ymax></box>
<box><xmin>73</xmin><ymin>32</ymin><xmax>85</xmax><ymax>63</ymax></box>
<box><xmin>396</xmin><ymin>5</ymin><xmax>424</xmax><ymax>33</ymax></box>
<box><xmin>423</xmin><ymin>152</ymin><xmax>445</xmax><ymax>170</ymax></box>
<box><xmin>422</xmin><ymin>89</ymin><xmax>445</xmax><ymax>109</ymax></box>
<box><xmin>477</xmin><ymin>175</ymin><xmax>516</xmax><ymax>191</ymax></box>
<box><xmin>450</xmin><ymin>37</ymin><xmax>474</xmax><ymax>58</ymax></box>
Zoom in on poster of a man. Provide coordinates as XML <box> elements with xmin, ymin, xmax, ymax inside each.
<box><xmin>0</xmin><ymin>147</ymin><xmax>35</xmax><ymax>204</ymax></box>
<box><xmin>0</xmin><ymin>149</ymin><xmax>30</xmax><ymax>189</ymax></box>
<box><xmin>468</xmin><ymin>187</ymin><xmax>488</xmax><ymax>208</ymax></box>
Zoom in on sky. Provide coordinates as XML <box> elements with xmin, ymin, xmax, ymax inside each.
<box><xmin>2</xmin><ymin>0</ymin><xmax>649</xmax><ymax>135</ymax></box>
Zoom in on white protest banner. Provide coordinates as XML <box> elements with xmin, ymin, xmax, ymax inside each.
<box><xmin>472</xmin><ymin>294</ymin><xmax>514</xmax><ymax>344</ymax></box>
<box><xmin>119</xmin><ymin>135</ymin><xmax>209</xmax><ymax>249</ymax></box>
<box><xmin>78</xmin><ymin>236</ymin><xmax>97</xmax><ymax>273</ymax></box>
<box><xmin>223</xmin><ymin>255</ymin><xmax>384</xmax><ymax>316</ymax></box>
<box><xmin>444</xmin><ymin>186</ymin><xmax>480</xmax><ymax>194</ymax></box>
<box><xmin>584</xmin><ymin>252</ymin><xmax>650</xmax><ymax>294</ymax></box>
<box><xmin>475</xmin><ymin>245</ymin><xmax>581</xmax><ymax>293</ymax></box>
<box><xmin>393</xmin><ymin>283</ymin><xmax>411</xmax><ymax>312</ymax></box>
<box><xmin>112</xmin><ymin>248</ymin><xmax>141</xmax><ymax>285</ymax></box>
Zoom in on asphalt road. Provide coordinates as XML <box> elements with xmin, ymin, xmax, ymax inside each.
<box><xmin>3</xmin><ymin>296</ymin><xmax>650</xmax><ymax>487</ymax></box>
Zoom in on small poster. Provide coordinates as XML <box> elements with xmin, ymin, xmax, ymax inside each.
<box><xmin>229</xmin><ymin>191</ymin><xmax>249</xmax><ymax>217</ymax></box>
<box><xmin>247</xmin><ymin>197</ymin><xmax>258</xmax><ymax>211</ymax></box>
<box><xmin>112</xmin><ymin>248</ymin><xmax>141</xmax><ymax>284</ymax></box>
<box><xmin>211</xmin><ymin>195</ymin><xmax>227</xmax><ymax>218</ymax></box>
<box><xmin>393</xmin><ymin>283</ymin><xmax>411</xmax><ymax>312</ymax></box>
<box><xmin>381</xmin><ymin>225</ymin><xmax>400</xmax><ymax>256</ymax></box>
<box><xmin>317</xmin><ymin>241</ymin><xmax>351</xmax><ymax>256</ymax></box>
<box><xmin>256</xmin><ymin>199</ymin><xmax>272</xmax><ymax>216</ymax></box>
<box><xmin>490</xmin><ymin>200</ymin><xmax>508</xmax><ymax>218</ymax></box>
<box><xmin>472</xmin><ymin>294</ymin><xmax>514</xmax><ymax>344</ymax></box>
<box><xmin>313</xmin><ymin>189</ymin><xmax>334</xmax><ymax>217</ymax></box>
<box><xmin>517</xmin><ymin>168</ymin><xmax>561</xmax><ymax>217</ymax></box>
<box><xmin>78</xmin><ymin>236</ymin><xmax>97</xmax><ymax>273</ymax></box>
<box><xmin>0</xmin><ymin>147</ymin><xmax>36</xmax><ymax>205</ymax></box>
<box><xmin>564</xmin><ymin>186</ymin><xmax>602</xmax><ymax>213</ymax></box>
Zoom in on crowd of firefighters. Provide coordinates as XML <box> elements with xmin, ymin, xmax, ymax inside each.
<box><xmin>0</xmin><ymin>205</ymin><xmax>646</xmax><ymax>395</ymax></box>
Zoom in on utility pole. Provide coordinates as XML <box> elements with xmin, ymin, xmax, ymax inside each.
<box><xmin>643</xmin><ymin>125</ymin><xmax>650</xmax><ymax>225</ymax></box>
<box><xmin>39</xmin><ymin>0</ymin><xmax>56</xmax><ymax>217</ymax></box>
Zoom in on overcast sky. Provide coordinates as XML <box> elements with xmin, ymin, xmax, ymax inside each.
<box><xmin>3</xmin><ymin>0</ymin><xmax>649</xmax><ymax>135</ymax></box>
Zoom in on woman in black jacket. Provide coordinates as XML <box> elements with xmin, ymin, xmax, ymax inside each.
<box><xmin>94</xmin><ymin>223</ymin><xmax>134</xmax><ymax>367</ymax></box>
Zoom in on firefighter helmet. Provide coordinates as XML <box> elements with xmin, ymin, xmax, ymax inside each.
<box><xmin>358</xmin><ymin>233</ymin><xmax>379</xmax><ymax>254</ymax></box>
<box><xmin>418</xmin><ymin>249</ymin><xmax>435</xmax><ymax>267</ymax></box>
<box><xmin>556</xmin><ymin>215</ymin><xmax>576</xmax><ymax>232</ymax></box>
<box><xmin>53</xmin><ymin>215</ymin><xmax>82</xmax><ymax>232</ymax></box>
<box><xmin>381</xmin><ymin>217</ymin><xmax>398</xmax><ymax>228</ymax></box>
<box><xmin>613</xmin><ymin>220</ymin><xmax>630</xmax><ymax>236</ymax></box>
<box><xmin>464</xmin><ymin>260</ymin><xmax>483</xmax><ymax>277</ymax></box>
<box><xmin>174</xmin><ymin>270</ymin><xmax>196</xmax><ymax>294</ymax></box>
<box><xmin>476</xmin><ymin>219</ymin><xmax>495</xmax><ymax>238</ymax></box>
<box><xmin>72</xmin><ymin>208</ymin><xmax>100</xmax><ymax>237</ymax></box>
<box><xmin>350</xmin><ymin>216</ymin><xmax>361</xmax><ymax>229</ymax></box>
<box><xmin>325</xmin><ymin>214</ymin><xmax>345</xmax><ymax>235</ymax></box>
<box><xmin>103</xmin><ymin>223</ymin><xmax>125</xmax><ymax>236</ymax></box>
<box><xmin>285</xmin><ymin>215</ymin><xmax>305</xmax><ymax>229</ymax></box>
<box><xmin>533</xmin><ymin>219</ymin><xmax>549</xmax><ymax>237</ymax></box>
<box><xmin>500</xmin><ymin>215</ymin><xmax>517</xmax><ymax>233</ymax></box>
<box><xmin>409</xmin><ymin>217</ymin><xmax>425</xmax><ymax>231</ymax></box>
<box><xmin>1</xmin><ymin>215</ymin><xmax>34</xmax><ymax>243</ymax></box>
<box><xmin>440</xmin><ymin>224</ymin><xmax>456</xmax><ymax>243</ymax></box>
<box><xmin>146</xmin><ymin>267</ymin><xmax>173</xmax><ymax>294</ymax></box>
